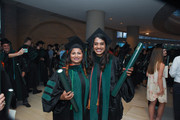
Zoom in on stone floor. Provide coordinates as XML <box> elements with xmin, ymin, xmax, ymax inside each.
<box><xmin>14</xmin><ymin>85</ymin><xmax>174</xmax><ymax>120</ymax></box>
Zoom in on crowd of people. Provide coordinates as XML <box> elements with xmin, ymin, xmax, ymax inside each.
<box><xmin>0</xmin><ymin>28</ymin><xmax>180</xmax><ymax>120</ymax></box>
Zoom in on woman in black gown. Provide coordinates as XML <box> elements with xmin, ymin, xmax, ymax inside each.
<box><xmin>86</xmin><ymin>28</ymin><xmax>134</xmax><ymax>120</ymax></box>
<box><xmin>42</xmin><ymin>36</ymin><xmax>89</xmax><ymax>120</ymax></box>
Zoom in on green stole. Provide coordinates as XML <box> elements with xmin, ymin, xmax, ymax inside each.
<box><xmin>69</xmin><ymin>65</ymin><xmax>89</xmax><ymax>120</ymax></box>
<box><xmin>90</xmin><ymin>56</ymin><xmax>112</xmax><ymax>120</ymax></box>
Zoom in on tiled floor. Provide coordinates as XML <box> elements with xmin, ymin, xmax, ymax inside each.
<box><xmin>122</xmin><ymin>85</ymin><xmax>173</xmax><ymax>120</ymax></box>
<box><xmin>14</xmin><ymin>85</ymin><xmax>174</xmax><ymax>120</ymax></box>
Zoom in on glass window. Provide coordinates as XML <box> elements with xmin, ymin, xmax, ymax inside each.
<box><xmin>117</xmin><ymin>31</ymin><xmax>123</xmax><ymax>38</ymax></box>
<box><xmin>123</xmin><ymin>32</ymin><xmax>127</xmax><ymax>38</ymax></box>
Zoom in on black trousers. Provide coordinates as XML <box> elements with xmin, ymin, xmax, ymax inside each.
<box><xmin>173</xmin><ymin>82</ymin><xmax>180</xmax><ymax>120</ymax></box>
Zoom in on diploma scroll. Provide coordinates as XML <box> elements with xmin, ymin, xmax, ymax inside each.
<box><xmin>57</xmin><ymin>69</ymin><xmax>79</xmax><ymax>112</ymax></box>
<box><xmin>5</xmin><ymin>89</ymin><xmax>14</xmax><ymax>117</ymax></box>
<box><xmin>111</xmin><ymin>42</ymin><xmax>143</xmax><ymax>97</ymax></box>
<box><xmin>17</xmin><ymin>63</ymin><xmax>26</xmax><ymax>85</ymax></box>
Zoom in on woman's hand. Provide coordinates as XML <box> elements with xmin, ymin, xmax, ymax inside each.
<box><xmin>157</xmin><ymin>89</ymin><xmax>164</xmax><ymax>96</ymax></box>
<box><xmin>0</xmin><ymin>94</ymin><xmax>5</xmax><ymax>111</ymax></box>
<box><xmin>60</xmin><ymin>91</ymin><xmax>74</xmax><ymax>100</ymax></box>
<box><xmin>22</xmin><ymin>71</ymin><xmax>25</xmax><ymax>77</ymax></box>
<box><xmin>123</xmin><ymin>67</ymin><xmax>134</xmax><ymax>76</ymax></box>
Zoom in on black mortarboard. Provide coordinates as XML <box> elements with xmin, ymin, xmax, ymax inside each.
<box><xmin>155</xmin><ymin>43</ymin><xmax>166</xmax><ymax>49</ymax></box>
<box><xmin>47</xmin><ymin>44</ymin><xmax>53</xmax><ymax>47</ymax></box>
<box><xmin>65</xmin><ymin>36</ymin><xmax>85</xmax><ymax>51</ymax></box>
<box><xmin>36</xmin><ymin>40</ymin><xmax>45</xmax><ymax>46</ymax></box>
<box><xmin>1</xmin><ymin>38</ymin><xmax>11</xmax><ymax>45</ymax></box>
<box><xmin>87</xmin><ymin>28</ymin><xmax>112</xmax><ymax>45</ymax></box>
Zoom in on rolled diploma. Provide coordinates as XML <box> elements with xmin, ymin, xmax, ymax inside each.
<box><xmin>57</xmin><ymin>69</ymin><xmax>79</xmax><ymax>112</ymax></box>
<box><xmin>111</xmin><ymin>42</ymin><xmax>143</xmax><ymax>97</ymax></box>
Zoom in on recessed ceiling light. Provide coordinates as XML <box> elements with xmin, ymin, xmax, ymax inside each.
<box><xmin>145</xmin><ymin>32</ymin><xmax>149</xmax><ymax>35</ymax></box>
<box><xmin>109</xmin><ymin>17</ymin><xmax>112</xmax><ymax>21</ymax></box>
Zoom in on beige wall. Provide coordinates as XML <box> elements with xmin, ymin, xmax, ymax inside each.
<box><xmin>3</xmin><ymin>2</ymin><xmax>18</xmax><ymax>49</ymax></box>
<box><xmin>3</xmin><ymin>1</ymin><xmax>115</xmax><ymax>50</ymax></box>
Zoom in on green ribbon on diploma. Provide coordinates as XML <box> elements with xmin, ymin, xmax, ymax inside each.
<box><xmin>111</xmin><ymin>42</ymin><xmax>143</xmax><ymax>97</ymax></box>
<box><xmin>57</xmin><ymin>69</ymin><xmax>79</xmax><ymax>112</ymax></box>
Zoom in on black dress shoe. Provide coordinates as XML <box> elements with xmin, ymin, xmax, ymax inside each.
<box><xmin>23</xmin><ymin>102</ymin><xmax>31</xmax><ymax>107</ymax></box>
<box><xmin>28</xmin><ymin>90</ymin><xmax>33</xmax><ymax>93</ymax></box>
<box><xmin>33</xmin><ymin>89</ymin><xmax>42</xmax><ymax>94</ymax></box>
<box><xmin>11</xmin><ymin>104</ymin><xmax>17</xmax><ymax>109</ymax></box>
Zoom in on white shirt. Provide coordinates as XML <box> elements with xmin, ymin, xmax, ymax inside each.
<box><xmin>169</xmin><ymin>56</ymin><xmax>180</xmax><ymax>83</ymax></box>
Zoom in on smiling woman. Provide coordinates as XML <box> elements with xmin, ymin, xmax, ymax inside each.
<box><xmin>70</xmin><ymin>48</ymin><xmax>83</xmax><ymax>65</ymax></box>
<box><xmin>42</xmin><ymin>36</ymin><xmax>89</xmax><ymax>120</ymax></box>
<box><xmin>86</xmin><ymin>28</ymin><xmax>134</xmax><ymax>120</ymax></box>
<box><xmin>93</xmin><ymin>37</ymin><xmax>106</xmax><ymax>57</ymax></box>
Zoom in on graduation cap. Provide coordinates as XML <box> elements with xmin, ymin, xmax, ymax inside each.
<box><xmin>47</xmin><ymin>44</ymin><xmax>53</xmax><ymax>47</ymax></box>
<box><xmin>87</xmin><ymin>28</ymin><xmax>112</xmax><ymax>45</ymax></box>
<box><xmin>1</xmin><ymin>38</ymin><xmax>11</xmax><ymax>46</ymax></box>
<box><xmin>65</xmin><ymin>36</ymin><xmax>86</xmax><ymax>51</ymax></box>
<box><xmin>155</xmin><ymin>43</ymin><xmax>167</xmax><ymax>49</ymax></box>
<box><xmin>36</xmin><ymin>40</ymin><xmax>45</xmax><ymax>46</ymax></box>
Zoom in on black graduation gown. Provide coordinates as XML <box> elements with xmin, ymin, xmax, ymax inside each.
<box><xmin>1</xmin><ymin>52</ymin><xmax>28</xmax><ymax>101</ymax></box>
<box><xmin>0</xmin><ymin>60</ymin><xmax>13</xmax><ymax>120</ymax></box>
<box><xmin>89</xmin><ymin>55</ymin><xmax>134</xmax><ymax>120</ymax></box>
<box><xmin>19</xmin><ymin>45</ymin><xmax>39</xmax><ymax>90</ymax></box>
<box><xmin>42</xmin><ymin>66</ymin><xmax>89</xmax><ymax>120</ymax></box>
<box><xmin>37</xmin><ymin>48</ymin><xmax>49</xmax><ymax>85</ymax></box>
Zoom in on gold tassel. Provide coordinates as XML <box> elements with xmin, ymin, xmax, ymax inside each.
<box><xmin>96</xmin><ymin>99</ymin><xmax>99</xmax><ymax>106</ymax></box>
<box><xmin>96</xmin><ymin>99</ymin><xmax>100</xmax><ymax>114</ymax></box>
<box><xmin>86</xmin><ymin>99</ymin><xmax>90</xmax><ymax>109</ymax></box>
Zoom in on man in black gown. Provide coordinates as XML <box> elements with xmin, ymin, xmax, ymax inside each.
<box><xmin>19</xmin><ymin>37</ymin><xmax>42</xmax><ymax>94</ymax></box>
<box><xmin>0</xmin><ymin>38</ymin><xmax>30</xmax><ymax>108</ymax></box>
<box><xmin>36</xmin><ymin>41</ymin><xmax>49</xmax><ymax>86</ymax></box>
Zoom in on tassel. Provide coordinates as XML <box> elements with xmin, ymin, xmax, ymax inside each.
<box><xmin>96</xmin><ymin>99</ymin><xmax>99</xmax><ymax>114</ymax></box>
<box><xmin>86</xmin><ymin>99</ymin><xmax>90</xmax><ymax>109</ymax></box>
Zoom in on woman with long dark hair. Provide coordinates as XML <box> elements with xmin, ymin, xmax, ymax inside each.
<box><xmin>147</xmin><ymin>47</ymin><xmax>167</xmax><ymax>120</ymax></box>
<box><xmin>42</xmin><ymin>36</ymin><xmax>89</xmax><ymax>120</ymax></box>
<box><xmin>86</xmin><ymin>28</ymin><xmax>134</xmax><ymax>120</ymax></box>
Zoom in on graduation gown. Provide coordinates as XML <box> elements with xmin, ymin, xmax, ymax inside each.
<box><xmin>0</xmin><ymin>57</ymin><xmax>13</xmax><ymax>119</ymax></box>
<box><xmin>37</xmin><ymin>48</ymin><xmax>49</xmax><ymax>85</ymax></box>
<box><xmin>19</xmin><ymin>45</ymin><xmax>39</xmax><ymax>89</ymax></box>
<box><xmin>88</xmin><ymin>55</ymin><xmax>134</xmax><ymax>120</ymax></box>
<box><xmin>0</xmin><ymin>51</ymin><xmax>28</xmax><ymax>101</ymax></box>
<box><xmin>42</xmin><ymin>65</ymin><xmax>89</xmax><ymax>120</ymax></box>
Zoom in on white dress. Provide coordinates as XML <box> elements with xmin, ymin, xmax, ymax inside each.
<box><xmin>147</xmin><ymin>66</ymin><xmax>167</xmax><ymax>103</ymax></box>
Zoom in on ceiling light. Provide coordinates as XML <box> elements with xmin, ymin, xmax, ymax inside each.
<box><xmin>109</xmin><ymin>17</ymin><xmax>112</xmax><ymax>21</ymax></box>
<box><xmin>145</xmin><ymin>32</ymin><xmax>149</xmax><ymax>35</ymax></box>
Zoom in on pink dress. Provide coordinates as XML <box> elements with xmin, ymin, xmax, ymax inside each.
<box><xmin>147</xmin><ymin>66</ymin><xmax>167</xmax><ymax>103</ymax></box>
